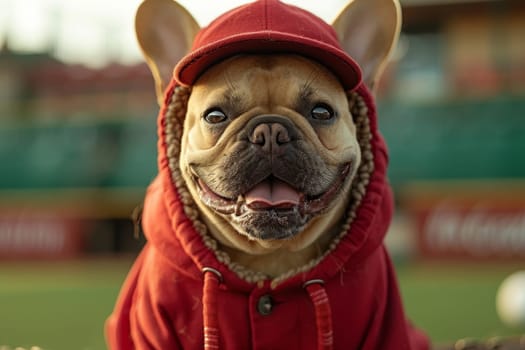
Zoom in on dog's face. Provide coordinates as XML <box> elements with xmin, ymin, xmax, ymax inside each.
<box><xmin>180</xmin><ymin>54</ymin><xmax>359</xmax><ymax>246</ymax></box>
<box><xmin>135</xmin><ymin>0</ymin><xmax>401</xmax><ymax>270</ymax></box>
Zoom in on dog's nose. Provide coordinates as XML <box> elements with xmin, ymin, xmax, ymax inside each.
<box><xmin>247</xmin><ymin>115</ymin><xmax>296</xmax><ymax>153</ymax></box>
<box><xmin>252</xmin><ymin>123</ymin><xmax>290</xmax><ymax>147</ymax></box>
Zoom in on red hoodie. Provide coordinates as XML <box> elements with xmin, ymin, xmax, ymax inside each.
<box><xmin>106</xmin><ymin>1</ymin><xmax>430</xmax><ymax>349</ymax></box>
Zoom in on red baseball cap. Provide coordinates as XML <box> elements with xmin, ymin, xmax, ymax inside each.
<box><xmin>173</xmin><ymin>0</ymin><xmax>362</xmax><ymax>91</ymax></box>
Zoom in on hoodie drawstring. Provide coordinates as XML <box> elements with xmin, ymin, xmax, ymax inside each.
<box><xmin>304</xmin><ymin>279</ymin><xmax>334</xmax><ymax>350</ymax></box>
<box><xmin>201</xmin><ymin>270</ymin><xmax>334</xmax><ymax>350</ymax></box>
<box><xmin>202</xmin><ymin>267</ymin><xmax>223</xmax><ymax>350</ymax></box>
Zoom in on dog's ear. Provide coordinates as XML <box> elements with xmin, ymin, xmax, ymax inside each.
<box><xmin>136</xmin><ymin>0</ymin><xmax>199</xmax><ymax>105</ymax></box>
<box><xmin>332</xmin><ymin>0</ymin><xmax>401</xmax><ymax>91</ymax></box>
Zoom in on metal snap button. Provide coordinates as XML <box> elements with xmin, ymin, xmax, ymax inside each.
<box><xmin>257</xmin><ymin>294</ymin><xmax>273</xmax><ymax>316</ymax></box>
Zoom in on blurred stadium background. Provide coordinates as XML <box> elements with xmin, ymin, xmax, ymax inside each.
<box><xmin>0</xmin><ymin>0</ymin><xmax>524</xmax><ymax>349</ymax></box>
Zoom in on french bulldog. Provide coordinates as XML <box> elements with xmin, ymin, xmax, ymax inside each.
<box><xmin>135</xmin><ymin>0</ymin><xmax>399</xmax><ymax>278</ymax></box>
<box><xmin>106</xmin><ymin>0</ymin><xmax>431</xmax><ymax>349</ymax></box>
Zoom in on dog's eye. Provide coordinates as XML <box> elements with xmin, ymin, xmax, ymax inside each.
<box><xmin>204</xmin><ymin>109</ymin><xmax>228</xmax><ymax>124</ymax></box>
<box><xmin>311</xmin><ymin>104</ymin><xmax>334</xmax><ymax>121</ymax></box>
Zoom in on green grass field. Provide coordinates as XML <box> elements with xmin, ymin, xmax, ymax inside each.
<box><xmin>0</xmin><ymin>257</ymin><xmax>522</xmax><ymax>349</ymax></box>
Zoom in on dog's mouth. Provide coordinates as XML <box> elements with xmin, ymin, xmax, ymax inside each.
<box><xmin>194</xmin><ymin>163</ymin><xmax>352</xmax><ymax>218</ymax></box>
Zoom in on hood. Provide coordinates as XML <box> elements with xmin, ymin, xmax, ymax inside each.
<box><xmin>142</xmin><ymin>0</ymin><xmax>393</xmax><ymax>291</ymax></box>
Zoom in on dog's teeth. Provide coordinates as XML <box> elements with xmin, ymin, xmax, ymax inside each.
<box><xmin>299</xmin><ymin>202</ymin><xmax>307</xmax><ymax>217</ymax></box>
<box><xmin>235</xmin><ymin>195</ymin><xmax>245</xmax><ymax>215</ymax></box>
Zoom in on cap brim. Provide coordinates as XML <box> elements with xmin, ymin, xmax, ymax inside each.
<box><xmin>173</xmin><ymin>31</ymin><xmax>362</xmax><ymax>91</ymax></box>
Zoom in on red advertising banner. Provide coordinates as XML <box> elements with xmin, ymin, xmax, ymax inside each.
<box><xmin>402</xmin><ymin>181</ymin><xmax>525</xmax><ymax>261</ymax></box>
<box><xmin>0</xmin><ymin>214</ymin><xmax>86</xmax><ymax>259</ymax></box>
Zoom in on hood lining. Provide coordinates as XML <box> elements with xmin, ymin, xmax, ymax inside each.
<box><xmin>164</xmin><ymin>86</ymin><xmax>373</xmax><ymax>285</ymax></box>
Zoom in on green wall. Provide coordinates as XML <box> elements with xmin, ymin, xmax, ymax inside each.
<box><xmin>0</xmin><ymin>94</ymin><xmax>523</xmax><ymax>190</ymax></box>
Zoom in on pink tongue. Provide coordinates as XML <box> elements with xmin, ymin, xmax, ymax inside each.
<box><xmin>245</xmin><ymin>179</ymin><xmax>300</xmax><ymax>207</ymax></box>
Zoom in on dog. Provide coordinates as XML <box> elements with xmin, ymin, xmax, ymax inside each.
<box><xmin>106</xmin><ymin>0</ymin><xmax>430</xmax><ymax>349</ymax></box>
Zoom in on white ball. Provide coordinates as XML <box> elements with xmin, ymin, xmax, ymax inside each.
<box><xmin>496</xmin><ymin>271</ymin><xmax>525</xmax><ymax>329</ymax></box>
